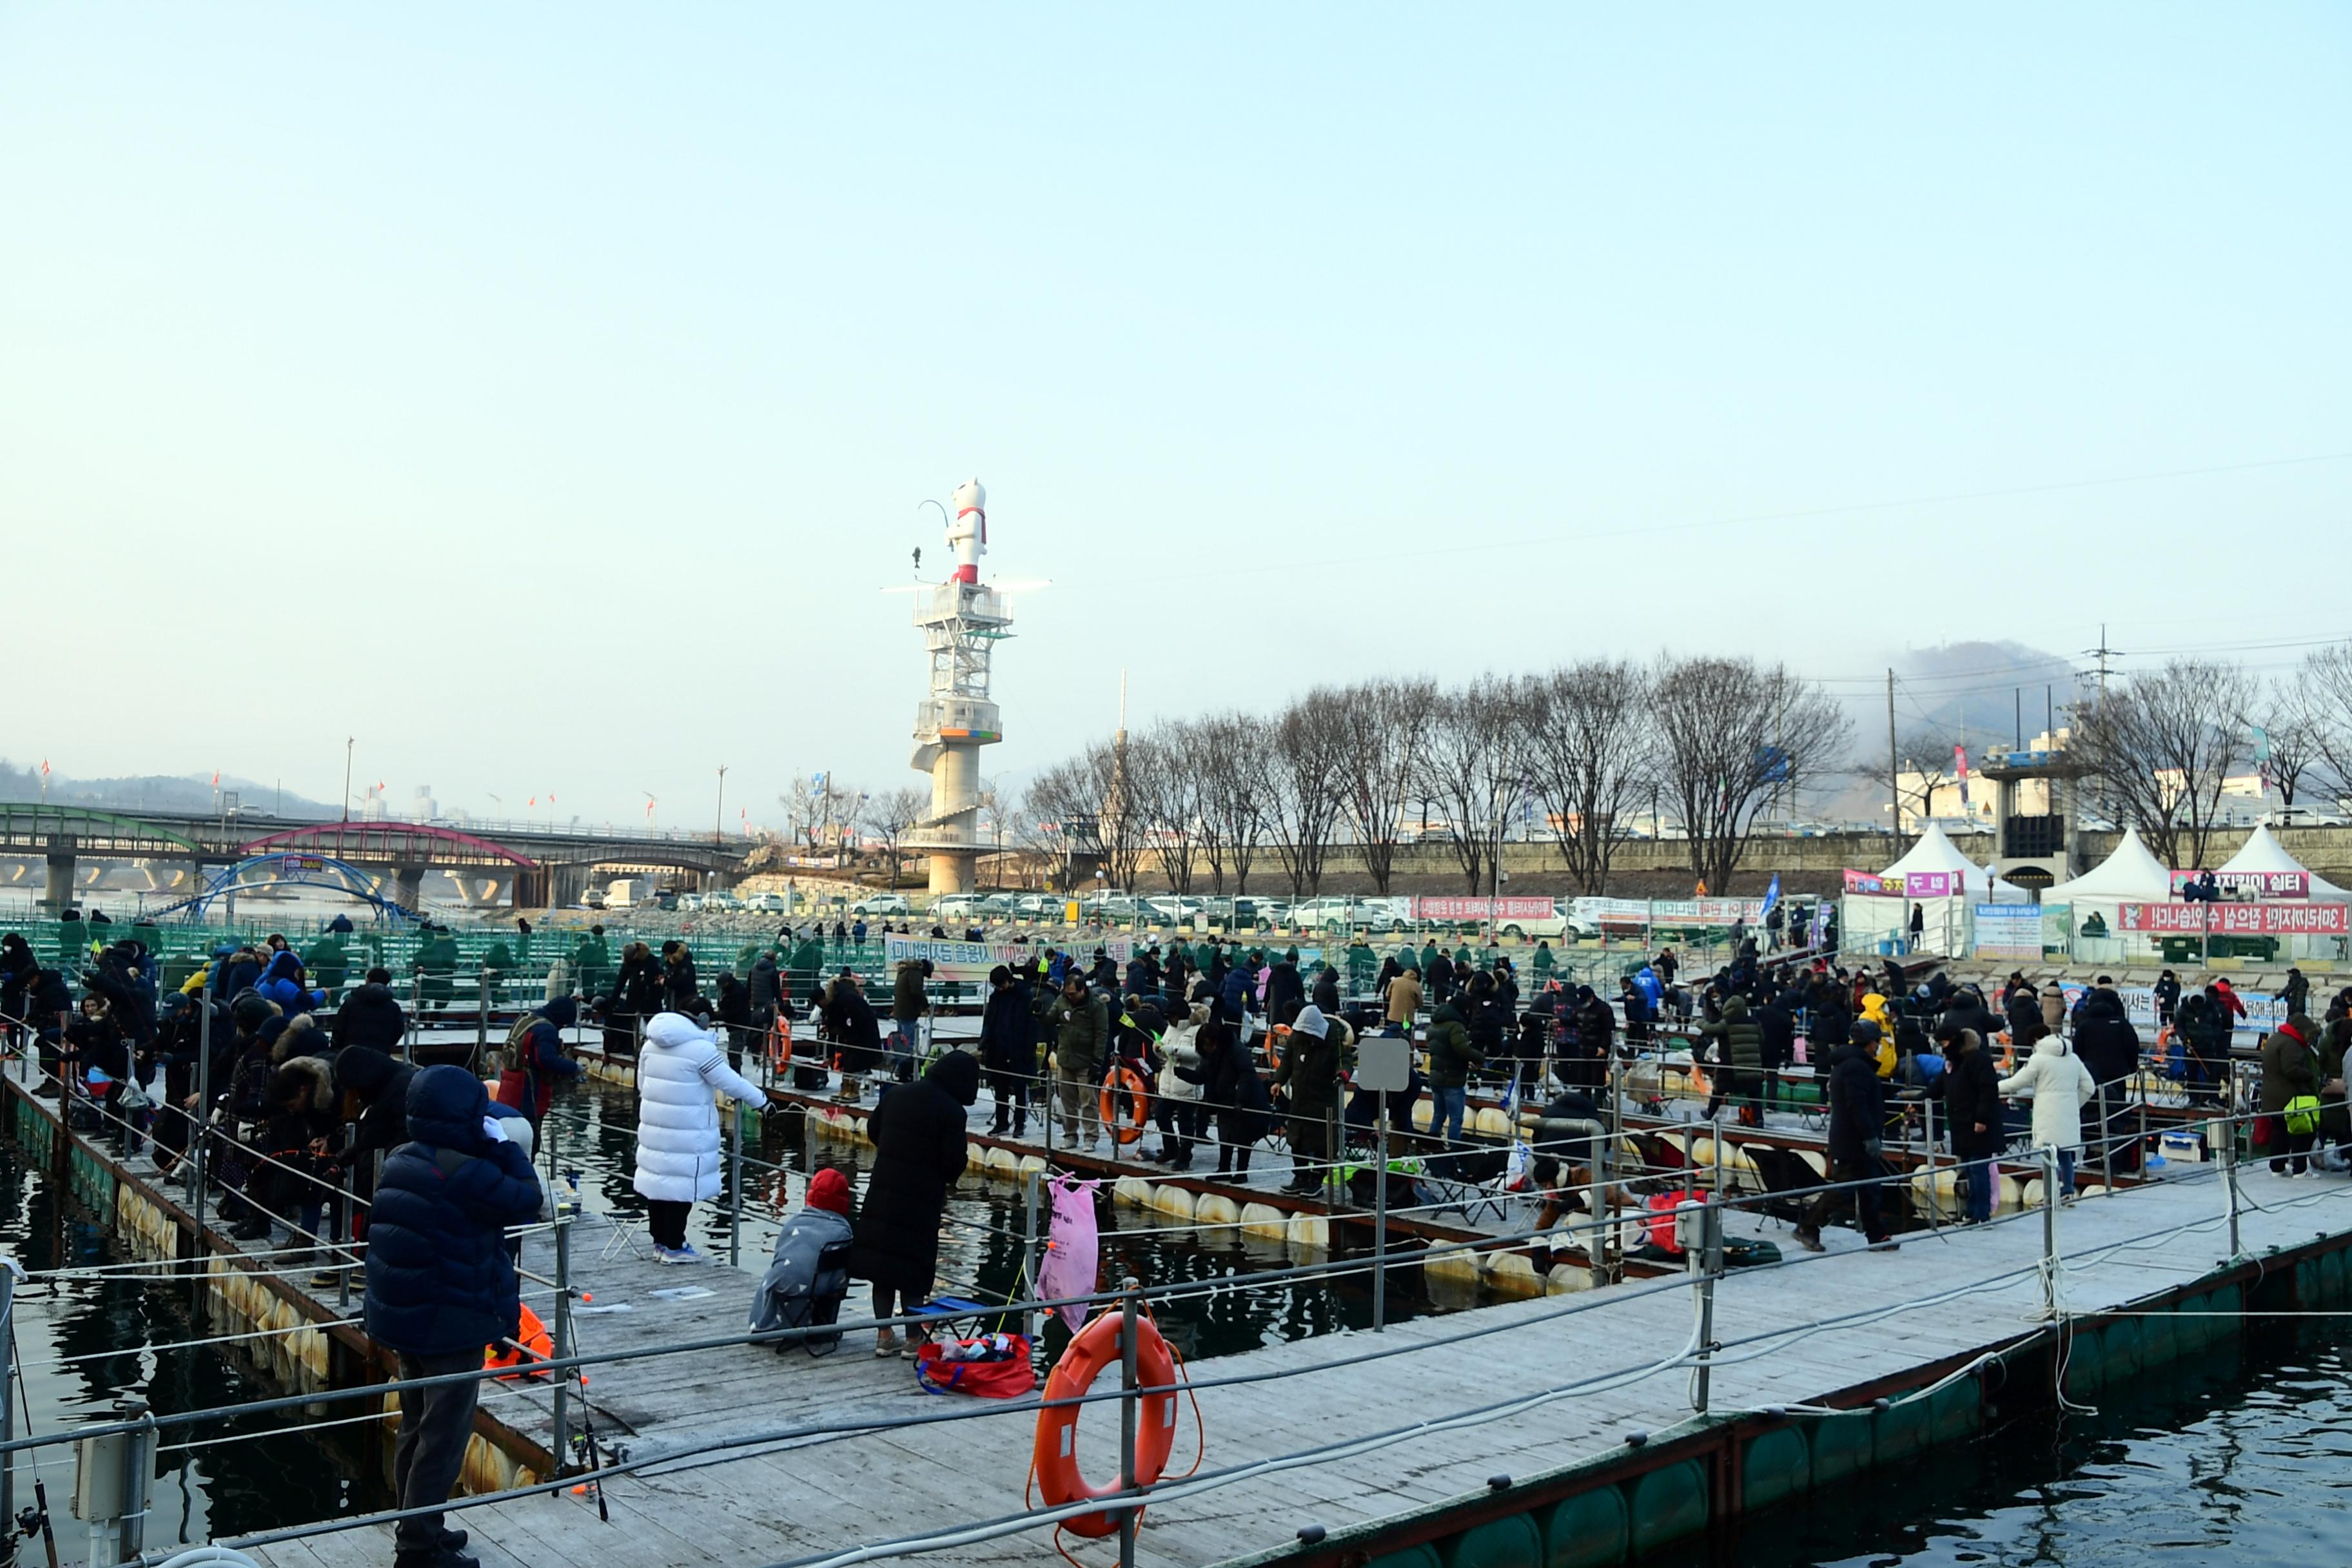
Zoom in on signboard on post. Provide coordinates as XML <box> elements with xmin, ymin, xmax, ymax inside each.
<box><xmin>1972</xmin><ymin>903</ymin><xmax>2041</xmax><ymax>960</ymax></box>
<box><xmin>1353</xmin><ymin>1034</ymin><xmax>1413</xmax><ymax>1093</ymax></box>
<box><xmin>2117</xmin><ymin>902</ymin><xmax>2349</xmax><ymax>936</ymax></box>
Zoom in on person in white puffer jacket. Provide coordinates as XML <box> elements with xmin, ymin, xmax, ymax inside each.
<box><xmin>1996</xmin><ymin>1026</ymin><xmax>2097</xmax><ymax>1203</ymax></box>
<box><xmin>1150</xmin><ymin>1003</ymin><xmax>1210</xmax><ymax>1170</ymax></box>
<box><xmin>634</xmin><ymin>1011</ymin><xmax>778</xmax><ymax>1262</ymax></box>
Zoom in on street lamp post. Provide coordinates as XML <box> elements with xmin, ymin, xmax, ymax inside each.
<box><xmin>716</xmin><ymin>765</ymin><xmax>729</xmax><ymax>850</ymax></box>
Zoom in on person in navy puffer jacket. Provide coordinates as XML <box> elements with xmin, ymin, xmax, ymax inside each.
<box><xmin>365</xmin><ymin>1066</ymin><xmax>545</xmax><ymax>1568</ymax></box>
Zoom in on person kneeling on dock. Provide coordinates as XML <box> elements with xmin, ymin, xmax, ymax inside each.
<box><xmin>366</xmin><ymin>1066</ymin><xmax>547</xmax><ymax>1568</ymax></box>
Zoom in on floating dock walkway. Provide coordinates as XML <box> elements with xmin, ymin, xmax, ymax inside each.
<box><xmin>10</xmin><ymin>1061</ymin><xmax>2352</xmax><ymax>1568</ymax></box>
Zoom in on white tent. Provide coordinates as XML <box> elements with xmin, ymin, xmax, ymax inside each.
<box><xmin>2041</xmin><ymin>828</ymin><xmax>2174</xmax><ymax>903</ymax></box>
<box><xmin>1842</xmin><ymin>823</ymin><xmax>2028</xmax><ymax>955</ymax></box>
<box><xmin>1878</xmin><ymin>823</ymin><xmax>2031</xmax><ymax>903</ymax></box>
<box><xmin>2215</xmin><ymin>825</ymin><xmax>2352</xmax><ymax>900</ymax></box>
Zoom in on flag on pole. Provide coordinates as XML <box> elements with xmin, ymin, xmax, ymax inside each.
<box><xmin>210</xmin><ymin>769</ymin><xmax>220</xmax><ymax>787</ymax></box>
<box><xmin>528</xmin><ymin>796</ymin><xmax>536</xmax><ymax>808</ymax></box>
<box><xmin>39</xmin><ymin>760</ymin><xmax>49</xmax><ymax>778</ymax></box>
<box><xmin>1953</xmin><ymin>745</ymin><xmax>1971</xmax><ymax>810</ymax></box>
<box><xmin>1760</xmin><ymin>874</ymin><xmax>1781</xmax><ymax>917</ymax></box>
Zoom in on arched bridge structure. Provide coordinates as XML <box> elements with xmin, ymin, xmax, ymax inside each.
<box><xmin>1</xmin><ymin>803</ymin><xmax>756</xmax><ymax>911</ymax></box>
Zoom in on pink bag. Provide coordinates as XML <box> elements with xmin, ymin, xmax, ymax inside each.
<box><xmin>1037</xmin><ymin>1175</ymin><xmax>1099</xmax><ymax>1331</ymax></box>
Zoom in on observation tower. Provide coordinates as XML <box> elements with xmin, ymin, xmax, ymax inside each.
<box><xmin>905</xmin><ymin>478</ymin><xmax>1010</xmax><ymax>894</ymax></box>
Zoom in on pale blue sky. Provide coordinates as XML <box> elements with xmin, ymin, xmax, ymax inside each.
<box><xmin>3</xmin><ymin>6</ymin><xmax>2345</xmax><ymax>827</ymax></box>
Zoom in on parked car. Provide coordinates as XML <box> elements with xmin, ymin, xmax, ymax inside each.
<box><xmin>931</xmin><ymin>894</ymin><xmax>987</xmax><ymax>921</ymax></box>
<box><xmin>1145</xmin><ymin>896</ymin><xmax>1206</xmax><ymax>925</ymax></box>
<box><xmin>746</xmin><ymin>892</ymin><xmax>788</xmax><ymax>912</ymax></box>
<box><xmin>701</xmin><ymin>892</ymin><xmax>742</xmax><ymax>912</ymax></box>
<box><xmin>1287</xmin><ymin>896</ymin><xmax>1382</xmax><ymax>930</ymax></box>
<box><xmin>1013</xmin><ymin>894</ymin><xmax>1061</xmax><ymax>918</ymax></box>
<box><xmin>851</xmin><ymin>893</ymin><xmax>912</xmax><ymax>917</ymax></box>
<box><xmin>979</xmin><ymin>893</ymin><xmax>1019</xmax><ymax>916</ymax></box>
<box><xmin>580</xmin><ymin>889</ymin><xmax>607</xmax><ymax>910</ymax></box>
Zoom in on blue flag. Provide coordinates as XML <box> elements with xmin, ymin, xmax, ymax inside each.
<box><xmin>1760</xmin><ymin>874</ymin><xmax>1781</xmax><ymax>917</ymax></box>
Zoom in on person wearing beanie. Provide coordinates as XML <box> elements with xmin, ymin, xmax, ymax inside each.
<box><xmin>1271</xmin><ymin>1005</ymin><xmax>1340</xmax><ymax>1195</ymax></box>
<box><xmin>750</xmin><ymin>1165</ymin><xmax>856</xmax><ymax>1349</ymax></box>
<box><xmin>850</xmin><ymin>1050</ymin><xmax>979</xmax><ymax>1357</ymax></box>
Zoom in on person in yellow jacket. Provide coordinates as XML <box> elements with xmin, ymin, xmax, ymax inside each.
<box><xmin>1859</xmin><ymin>992</ymin><xmax>1896</xmax><ymax>1075</ymax></box>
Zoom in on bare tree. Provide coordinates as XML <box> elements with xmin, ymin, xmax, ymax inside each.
<box><xmin>779</xmin><ymin>773</ymin><xmax>861</xmax><ymax>852</ymax></box>
<box><xmin>1022</xmin><ymin>757</ymin><xmax>1097</xmax><ymax>895</ymax></box>
<box><xmin>1122</xmin><ymin>722</ymin><xmax>1212</xmax><ymax>894</ymax></box>
<box><xmin>2297</xmin><ymin>647</ymin><xmax>2352</xmax><ymax>805</ymax></box>
<box><xmin>1522</xmin><ymin>661</ymin><xmax>1651</xmax><ymax>894</ymax></box>
<box><xmin>2257</xmin><ymin>689</ymin><xmax>2321</xmax><ymax>808</ymax></box>
<box><xmin>2072</xmin><ymin>657</ymin><xmax>2253</xmax><ymax>868</ymax></box>
<box><xmin>1248</xmin><ymin>691</ymin><xmax>1351</xmax><ymax>898</ymax></box>
<box><xmin>1414</xmin><ymin>676</ymin><xmax>1525</xmax><ymax>892</ymax></box>
<box><xmin>1330</xmin><ymin>678</ymin><xmax>1438</xmax><ymax>895</ymax></box>
<box><xmin>1652</xmin><ymin>656</ymin><xmax>1850</xmax><ymax>891</ymax></box>
<box><xmin>863</xmin><ymin>787</ymin><xmax>928</xmax><ymax>888</ymax></box>
<box><xmin>1193</xmin><ymin>710</ymin><xmax>1269</xmax><ymax>894</ymax></box>
<box><xmin>1890</xmin><ymin>728</ymin><xmax>1967</xmax><ymax>832</ymax></box>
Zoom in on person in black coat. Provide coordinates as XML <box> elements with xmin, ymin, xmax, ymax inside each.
<box><xmin>2070</xmin><ymin>989</ymin><xmax>2142</xmax><ymax>1173</ymax></box>
<box><xmin>1197</xmin><ymin>1019</ymin><xmax>1271</xmax><ymax>1175</ymax></box>
<box><xmin>978</xmin><ymin>966</ymin><xmax>1036</xmax><ymax>1136</ymax></box>
<box><xmin>332</xmin><ymin>970</ymin><xmax>409</xmax><ymax>1053</ymax></box>
<box><xmin>850</xmin><ymin>1049</ymin><xmax>977</xmax><ymax>1357</ymax></box>
<box><xmin>1939</xmin><ymin>1024</ymin><xmax>2004</xmax><ymax>1224</ymax></box>
<box><xmin>330</xmin><ymin>1045</ymin><xmax>416</xmax><ymax>1208</ymax></box>
<box><xmin>1796</xmin><ymin>1023</ymin><xmax>1894</xmax><ymax>1251</ymax></box>
<box><xmin>2153</xmin><ymin>970</ymin><xmax>2181</xmax><ymax>1026</ymax></box>
<box><xmin>1938</xmin><ymin>986</ymin><xmax>1999</xmax><ymax>1051</ymax></box>
<box><xmin>824</xmin><ymin>971</ymin><xmax>885</xmax><ymax>1093</ymax></box>
<box><xmin>1755</xmin><ymin>990</ymin><xmax>1796</xmax><ymax>1111</ymax></box>
<box><xmin>1311</xmin><ymin>963</ymin><xmax>1341</xmax><ymax>1015</ymax></box>
<box><xmin>1264</xmin><ymin>955</ymin><xmax>1305</xmax><ymax>1029</ymax></box>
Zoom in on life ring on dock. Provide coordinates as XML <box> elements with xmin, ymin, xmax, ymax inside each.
<box><xmin>1099</xmin><ymin>1067</ymin><xmax>1151</xmax><ymax>1146</ymax></box>
<box><xmin>485</xmin><ymin>1304</ymin><xmax>553</xmax><ymax>1380</ymax></box>
<box><xmin>1032</xmin><ymin>1310</ymin><xmax>1179</xmax><ymax>1537</ymax></box>
<box><xmin>769</xmin><ymin>1014</ymin><xmax>794</xmax><ymax>1070</ymax></box>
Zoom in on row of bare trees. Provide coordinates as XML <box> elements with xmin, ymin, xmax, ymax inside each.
<box><xmin>1019</xmin><ymin>656</ymin><xmax>1852</xmax><ymax>897</ymax></box>
<box><xmin>2070</xmin><ymin>651</ymin><xmax>2352</xmax><ymax>868</ymax></box>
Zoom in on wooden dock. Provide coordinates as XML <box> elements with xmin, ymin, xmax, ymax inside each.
<box><xmin>238</xmin><ymin>1151</ymin><xmax>2352</xmax><ymax>1568</ymax></box>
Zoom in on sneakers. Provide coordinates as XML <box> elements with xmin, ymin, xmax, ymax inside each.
<box><xmin>652</xmin><ymin>1244</ymin><xmax>703</xmax><ymax>1265</ymax></box>
<box><xmin>874</xmin><ymin>1329</ymin><xmax>902</xmax><ymax>1358</ymax></box>
<box><xmin>1792</xmin><ymin>1228</ymin><xmax>1825</xmax><ymax>1254</ymax></box>
<box><xmin>1867</xmin><ymin>1238</ymin><xmax>1902</xmax><ymax>1252</ymax></box>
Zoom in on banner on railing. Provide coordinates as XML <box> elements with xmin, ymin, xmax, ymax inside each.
<box><xmin>884</xmin><ymin>933</ymin><xmax>1136</xmax><ymax>988</ymax></box>
<box><xmin>2117</xmin><ymin>901</ymin><xmax>2348</xmax><ymax>936</ymax></box>
<box><xmin>1410</xmin><ymin>896</ymin><xmax>1558</xmax><ymax>921</ymax></box>
<box><xmin>1972</xmin><ymin>903</ymin><xmax>2042</xmax><ymax>960</ymax></box>
<box><xmin>2166</xmin><ymin>868</ymin><xmax>2309</xmax><ymax>899</ymax></box>
<box><xmin>1568</xmin><ymin>896</ymin><xmax>1767</xmax><ymax>926</ymax></box>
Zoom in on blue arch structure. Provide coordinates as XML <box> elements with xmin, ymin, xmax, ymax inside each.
<box><xmin>147</xmin><ymin>852</ymin><xmax>425</xmax><ymax>925</ymax></box>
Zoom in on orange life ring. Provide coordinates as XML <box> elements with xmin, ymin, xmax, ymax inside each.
<box><xmin>1098</xmin><ymin>1066</ymin><xmax>1151</xmax><ymax>1146</ymax></box>
<box><xmin>484</xmin><ymin>1304</ymin><xmax>553</xmax><ymax>1381</ymax></box>
<box><xmin>1032</xmin><ymin>1310</ymin><xmax>1179</xmax><ymax>1538</ymax></box>
<box><xmin>769</xmin><ymin>1013</ymin><xmax>794</xmax><ymax>1070</ymax></box>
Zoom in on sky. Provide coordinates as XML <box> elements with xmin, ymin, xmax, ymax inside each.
<box><xmin>3</xmin><ymin>6</ymin><xmax>2346</xmax><ymax>830</ymax></box>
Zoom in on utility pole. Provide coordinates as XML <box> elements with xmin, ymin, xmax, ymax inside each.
<box><xmin>715</xmin><ymin>765</ymin><xmax>729</xmax><ymax>850</ymax></box>
<box><xmin>1886</xmin><ymin>669</ymin><xmax>1901</xmax><ymax>847</ymax></box>
<box><xmin>343</xmin><ymin>737</ymin><xmax>355</xmax><ymax>824</ymax></box>
<box><xmin>2092</xmin><ymin>624</ymin><xmax>2113</xmax><ymax>821</ymax></box>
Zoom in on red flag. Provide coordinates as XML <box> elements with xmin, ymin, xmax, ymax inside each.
<box><xmin>210</xmin><ymin>769</ymin><xmax>220</xmax><ymax>787</ymax></box>
<box><xmin>39</xmin><ymin>760</ymin><xmax>50</xmax><ymax>778</ymax></box>
<box><xmin>528</xmin><ymin>796</ymin><xmax>537</xmax><ymax>808</ymax></box>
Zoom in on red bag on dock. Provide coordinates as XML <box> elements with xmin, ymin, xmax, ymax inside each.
<box><xmin>912</xmin><ymin>1336</ymin><xmax>1037</xmax><ymax>1398</ymax></box>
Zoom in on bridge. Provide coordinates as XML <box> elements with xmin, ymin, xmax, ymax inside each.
<box><xmin>0</xmin><ymin>803</ymin><xmax>757</xmax><ymax>912</ymax></box>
